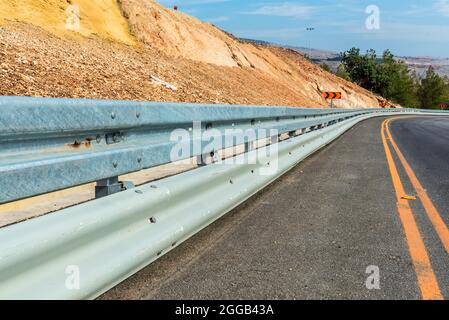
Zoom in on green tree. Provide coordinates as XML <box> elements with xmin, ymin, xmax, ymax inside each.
<box><xmin>377</xmin><ymin>50</ymin><xmax>418</xmax><ymax>107</ymax></box>
<box><xmin>302</xmin><ymin>53</ymin><xmax>312</xmax><ymax>61</ymax></box>
<box><xmin>336</xmin><ymin>64</ymin><xmax>351</xmax><ymax>81</ymax></box>
<box><xmin>441</xmin><ymin>75</ymin><xmax>449</xmax><ymax>105</ymax></box>
<box><xmin>320</xmin><ymin>63</ymin><xmax>332</xmax><ymax>72</ymax></box>
<box><xmin>417</xmin><ymin>66</ymin><xmax>446</xmax><ymax>109</ymax></box>
<box><xmin>339</xmin><ymin>47</ymin><xmax>449</xmax><ymax>108</ymax></box>
<box><xmin>341</xmin><ymin>48</ymin><xmax>378</xmax><ymax>90</ymax></box>
<box><xmin>341</xmin><ymin>48</ymin><xmax>420</xmax><ymax>107</ymax></box>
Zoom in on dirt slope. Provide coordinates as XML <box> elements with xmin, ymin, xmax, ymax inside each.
<box><xmin>0</xmin><ymin>0</ymin><xmax>135</xmax><ymax>45</ymax></box>
<box><xmin>0</xmin><ymin>0</ymin><xmax>384</xmax><ymax>108</ymax></box>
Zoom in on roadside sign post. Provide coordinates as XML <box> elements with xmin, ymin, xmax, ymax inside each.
<box><xmin>322</xmin><ymin>92</ymin><xmax>342</xmax><ymax>108</ymax></box>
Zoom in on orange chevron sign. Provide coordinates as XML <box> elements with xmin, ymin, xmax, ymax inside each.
<box><xmin>322</xmin><ymin>92</ymin><xmax>342</xmax><ymax>100</ymax></box>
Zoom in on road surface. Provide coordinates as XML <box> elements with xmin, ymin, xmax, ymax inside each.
<box><xmin>101</xmin><ymin>116</ymin><xmax>449</xmax><ymax>300</ymax></box>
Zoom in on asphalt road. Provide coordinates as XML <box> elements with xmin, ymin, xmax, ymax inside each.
<box><xmin>101</xmin><ymin>116</ymin><xmax>449</xmax><ymax>300</ymax></box>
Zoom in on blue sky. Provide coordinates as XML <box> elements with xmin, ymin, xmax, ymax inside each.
<box><xmin>158</xmin><ymin>0</ymin><xmax>449</xmax><ymax>58</ymax></box>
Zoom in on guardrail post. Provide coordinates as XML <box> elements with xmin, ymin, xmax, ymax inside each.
<box><xmin>197</xmin><ymin>151</ymin><xmax>219</xmax><ymax>167</ymax></box>
<box><xmin>196</xmin><ymin>154</ymin><xmax>206</xmax><ymax>167</ymax></box>
<box><xmin>244</xmin><ymin>141</ymin><xmax>254</xmax><ymax>153</ymax></box>
<box><xmin>95</xmin><ymin>177</ymin><xmax>135</xmax><ymax>199</ymax></box>
<box><xmin>270</xmin><ymin>135</ymin><xmax>279</xmax><ymax>145</ymax></box>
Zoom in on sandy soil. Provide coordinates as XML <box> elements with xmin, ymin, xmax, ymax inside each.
<box><xmin>0</xmin><ymin>0</ymin><xmax>135</xmax><ymax>45</ymax></box>
<box><xmin>0</xmin><ymin>0</ymin><xmax>383</xmax><ymax>108</ymax></box>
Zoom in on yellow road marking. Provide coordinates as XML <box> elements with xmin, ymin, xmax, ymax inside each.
<box><xmin>386</xmin><ymin>118</ymin><xmax>449</xmax><ymax>256</ymax></box>
<box><xmin>381</xmin><ymin>119</ymin><xmax>443</xmax><ymax>300</ymax></box>
<box><xmin>402</xmin><ymin>195</ymin><xmax>417</xmax><ymax>201</ymax></box>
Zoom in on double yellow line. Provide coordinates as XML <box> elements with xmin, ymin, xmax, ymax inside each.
<box><xmin>381</xmin><ymin>118</ymin><xmax>449</xmax><ymax>300</ymax></box>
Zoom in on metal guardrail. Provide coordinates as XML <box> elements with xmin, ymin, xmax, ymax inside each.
<box><xmin>0</xmin><ymin>96</ymin><xmax>447</xmax><ymax>299</ymax></box>
<box><xmin>0</xmin><ymin>97</ymin><xmax>370</xmax><ymax>204</ymax></box>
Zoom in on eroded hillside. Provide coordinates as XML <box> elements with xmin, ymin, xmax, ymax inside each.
<box><xmin>0</xmin><ymin>0</ymin><xmax>135</xmax><ymax>44</ymax></box>
<box><xmin>0</xmin><ymin>0</ymin><xmax>384</xmax><ymax>108</ymax></box>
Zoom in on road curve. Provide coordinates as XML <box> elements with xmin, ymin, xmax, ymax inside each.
<box><xmin>101</xmin><ymin>116</ymin><xmax>449</xmax><ymax>300</ymax></box>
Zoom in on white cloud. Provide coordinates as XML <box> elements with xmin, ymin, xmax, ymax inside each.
<box><xmin>246</xmin><ymin>3</ymin><xmax>314</xmax><ymax>18</ymax></box>
<box><xmin>436</xmin><ymin>0</ymin><xmax>449</xmax><ymax>16</ymax></box>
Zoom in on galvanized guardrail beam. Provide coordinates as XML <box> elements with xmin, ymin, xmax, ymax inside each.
<box><xmin>1</xmin><ymin>96</ymin><xmax>424</xmax><ymax>204</ymax></box>
<box><xmin>0</xmin><ymin>112</ymin><xmax>375</xmax><ymax>299</ymax></box>
<box><xmin>0</xmin><ymin>98</ymin><xmax>447</xmax><ymax>299</ymax></box>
